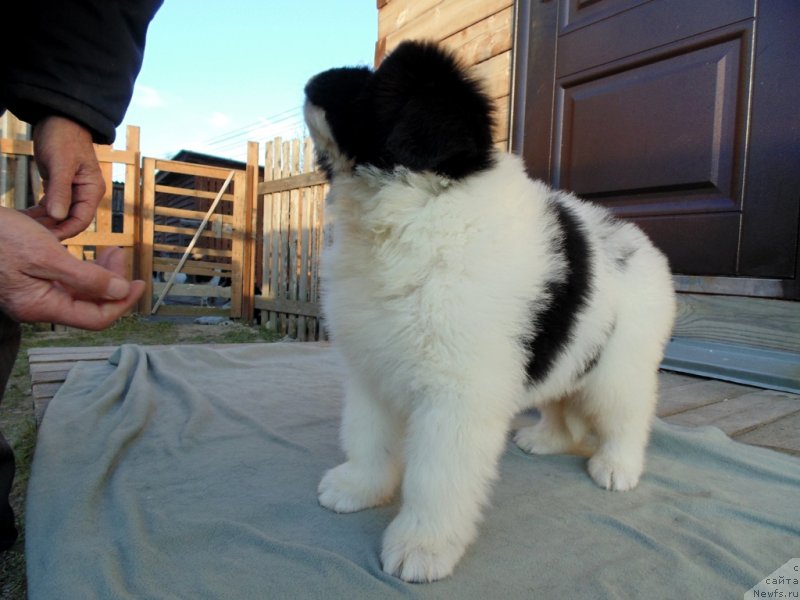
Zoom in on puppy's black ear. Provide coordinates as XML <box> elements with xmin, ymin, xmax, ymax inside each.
<box><xmin>304</xmin><ymin>66</ymin><xmax>372</xmax><ymax>113</ymax></box>
<box><xmin>372</xmin><ymin>41</ymin><xmax>495</xmax><ymax>179</ymax></box>
<box><xmin>304</xmin><ymin>67</ymin><xmax>373</xmax><ymax>160</ymax></box>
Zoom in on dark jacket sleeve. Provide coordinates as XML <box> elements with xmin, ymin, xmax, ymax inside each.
<box><xmin>0</xmin><ymin>0</ymin><xmax>163</xmax><ymax>145</ymax></box>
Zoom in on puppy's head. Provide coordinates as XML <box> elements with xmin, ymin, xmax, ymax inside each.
<box><xmin>303</xmin><ymin>41</ymin><xmax>495</xmax><ymax>180</ymax></box>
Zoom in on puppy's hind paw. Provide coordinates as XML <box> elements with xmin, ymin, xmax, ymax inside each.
<box><xmin>514</xmin><ymin>424</ymin><xmax>573</xmax><ymax>455</ymax></box>
<box><xmin>318</xmin><ymin>462</ymin><xmax>395</xmax><ymax>513</ymax></box>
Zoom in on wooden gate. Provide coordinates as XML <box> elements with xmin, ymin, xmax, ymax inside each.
<box><xmin>138</xmin><ymin>157</ymin><xmax>254</xmax><ymax>319</ymax></box>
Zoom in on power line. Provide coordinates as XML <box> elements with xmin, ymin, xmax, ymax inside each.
<box><xmin>202</xmin><ymin>105</ymin><xmax>304</xmax><ymax>146</ymax></box>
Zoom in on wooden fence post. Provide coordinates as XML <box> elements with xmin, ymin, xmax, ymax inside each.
<box><xmin>139</xmin><ymin>157</ymin><xmax>156</xmax><ymax>315</ymax></box>
<box><xmin>126</xmin><ymin>125</ymin><xmax>141</xmax><ymax>283</ymax></box>
<box><xmin>243</xmin><ymin>141</ymin><xmax>259</xmax><ymax>323</ymax></box>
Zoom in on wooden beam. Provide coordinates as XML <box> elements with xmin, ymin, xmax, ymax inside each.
<box><xmin>257</xmin><ymin>171</ymin><xmax>327</xmax><ymax>195</ymax></box>
<box><xmin>254</xmin><ymin>296</ymin><xmax>321</xmax><ymax>318</ymax></box>
<box><xmin>139</xmin><ymin>158</ymin><xmax>156</xmax><ymax>313</ymax></box>
<box><xmin>154</xmin><ymin>205</ymin><xmax>234</xmax><ymax>224</ymax></box>
<box><xmin>61</xmin><ymin>232</ymin><xmax>134</xmax><ymax>247</ymax></box>
<box><xmin>153</xmin><ymin>243</ymin><xmax>232</xmax><ymax>258</ymax></box>
<box><xmin>155</xmin><ymin>184</ymin><xmax>236</xmax><ymax>202</ymax></box>
<box><xmin>153</xmin><ymin>282</ymin><xmax>232</xmax><ymax>299</ymax></box>
<box><xmin>153</xmin><ymin>158</ymin><xmax>239</xmax><ymax>180</ymax></box>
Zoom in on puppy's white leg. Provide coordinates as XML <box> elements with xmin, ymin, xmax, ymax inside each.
<box><xmin>581</xmin><ymin>363</ymin><xmax>659</xmax><ymax>492</ymax></box>
<box><xmin>319</xmin><ymin>375</ymin><xmax>403</xmax><ymax>513</ymax></box>
<box><xmin>381</xmin><ymin>394</ymin><xmax>511</xmax><ymax>582</ymax></box>
<box><xmin>514</xmin><ymin>401</ymin><xmax>576</xmax><ymax>455</ymax></box>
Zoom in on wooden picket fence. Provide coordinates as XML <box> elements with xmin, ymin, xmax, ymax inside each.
<box><xmin>253</xmin><ymin>137</ymin><xmax>329</xmax><ymax>341</ymax></box>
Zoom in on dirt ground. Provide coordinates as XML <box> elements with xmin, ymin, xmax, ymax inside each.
<box><xmin>0</xmin><ymin>317</ymin><xmax>278</xmax><ymax>599</ymax></box>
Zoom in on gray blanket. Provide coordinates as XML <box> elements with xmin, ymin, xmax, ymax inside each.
<box><xmin>26</xmin><ymin>344</ymin><xmax>800</xmax><ymax>599</ymax></box>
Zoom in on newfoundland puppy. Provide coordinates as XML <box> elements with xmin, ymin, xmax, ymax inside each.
<box><xmin>304</xmin><ymin>41</ymin><xmax>675</xmax><ymax>582</ymax></box>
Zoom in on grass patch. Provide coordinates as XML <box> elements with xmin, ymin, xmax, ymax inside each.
<box><xmin>0</xmin><ymin>315</ymin><xmax>279</xmax><ymax>599</ymax></box>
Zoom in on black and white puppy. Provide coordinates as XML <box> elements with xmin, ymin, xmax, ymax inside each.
<box><xmin>304</xmin><ymin>41</ymin><xmax>675</xmax><ymax>583</ymax></box>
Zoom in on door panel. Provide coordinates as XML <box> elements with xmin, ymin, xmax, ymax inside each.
<box><xmin>558</xmin><ymin>0</ymin><xmax>755</xmax><ymax>74</ymax></box>
<box><xmin>557</xmin><ymin>32</ymin><xmax>747</xmax><ymax>220</ymax></box>
<box><xmin>514</xmin><ymin>0</ymin><xmax>800</xmax><ymax>293</ymax></box>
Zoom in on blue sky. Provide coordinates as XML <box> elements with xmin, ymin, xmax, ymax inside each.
<box><xmin>117</xmin><ymin>1</ymin><xmax>377</xmax><ymax>163</ymax></box>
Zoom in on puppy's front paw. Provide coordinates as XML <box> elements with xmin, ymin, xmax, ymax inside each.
<box><xmin>381</xmin><ymin>513</ymin><xmax>467</xmax><ymax>583</ymax></box>
<box><xmin>587</xmin><ymin>451</ymin><xmax>642</xmax><ymax>491</ymax></box>
<box><xmin>318</xmin><ymin>462</ymin><xmax>395</xmax><ymax>513</ymax></box>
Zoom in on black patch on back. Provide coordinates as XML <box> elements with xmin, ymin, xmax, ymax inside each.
<box><xmin>303</xmin><ymin>41</ymin><xmax>495</xmax><ymax>180</ymax></box>
<box><xmin>524</xmin><ymin>201</ymin><xmax>594</xmax><ymax>383</ymax></box>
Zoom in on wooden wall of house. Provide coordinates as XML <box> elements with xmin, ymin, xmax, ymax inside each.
<box><xmin>376</xmin><ymin>0</ymin><xmax>514</xmax><ymax>149</ymax></box>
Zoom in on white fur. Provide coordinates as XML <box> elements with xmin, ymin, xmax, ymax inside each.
<box><xmin>317</xmin><ymin>152</ymin><xmax>676</xmax><ymax>582</ymax></box>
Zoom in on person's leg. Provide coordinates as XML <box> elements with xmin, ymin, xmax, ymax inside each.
<box><xmin>0</xmin><ymin>311</ymin><xmax>21</xmax><ymax>551</ymax></box>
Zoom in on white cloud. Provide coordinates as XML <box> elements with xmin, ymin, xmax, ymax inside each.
<box><xmin>209</xmin><ymin>112</ymin><xmax>232</xmax><ymax>128</ymax></box>
<box><xmin>131</xmin><ymin>85</ymin><xmax>166</xmax><ymax>109</ymax></box>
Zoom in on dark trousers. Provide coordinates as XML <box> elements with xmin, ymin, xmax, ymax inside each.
<box><xmin>0</xmin><ymin>310</ymin><xmax>20</xmax><ymax>551</ymax></box>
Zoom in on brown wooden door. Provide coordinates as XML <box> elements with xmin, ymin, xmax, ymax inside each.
<box><xmin>513</xmin><ymin>0</ymin><xmax>800</xmax><ymax>298</ymax></box>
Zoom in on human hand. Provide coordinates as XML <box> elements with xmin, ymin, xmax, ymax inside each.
<box><xmin>28</xmin><ymin>115</ymin><xmax>106</xmax><ymax>241</ymax></box>
<box><xmin>0</xmin><ymin>208</ymin><xmax>145</xmax><ymax>330</ymax></box>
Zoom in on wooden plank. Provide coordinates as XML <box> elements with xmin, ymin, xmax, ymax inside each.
<box><xmin>230</xmin><ymin>170</ymin><xmax>247</xmax><ymax>318</ymax></box>
<box><xmin>61</xmin><ymin>232</ymin><xmax>134</xmax><ymax>247</ymax></box>
<box><xmin>0</xmin><ymin>141</ymin><xmax>139</xmax><ymax>168</ymax></box>
<box><xmin>28</xmin><ymin>345</ymin><xmax>117</xmax><ymax>356</ymax></box>
<box><xmin>441</xmin><ymin>5</ymin><xmax>513</xmax><ymax>65</ymax></box>
<box><xmin>471</xmin><ymin>50</ymin><xmax>512</xmax><ymax>100</ymax></box>
<box><xmin>674</xmin><ymin>293</ymin><xmax>800</xmax><ymax>353</ymax></box>
<box><xmin>28</xmin><ymin>348</ymin><xmax>117</xmax><ymax>362</ymax></box>
<box><xmin>153</xmin><ymin>258</ymin><xmax>232</xmax><ymax>277</ymax></box>
<box><xmin>734</xmin><ymin>410</ymin><xmax>800</xmax><ymax>455</ymax></box>
<box><xmin>94</xmin><ymin>147</ymin><xmax>137</xmax><ymax>165</ymax></box>
<box><xmin>663</xmin><ymin>390</ymin><xmax>800</xmax><ymax>435</ymax></box>
<box><xmin>279</xmin><ymin>141</ymin><xmax>291</xmax><ymax>335</ymax></box>
<box><xmin>30</xmin><ymin>368</ymin><xmax>73</xmax><ymax>384</ymax></box>
<box><xmin>125</xmin><ymin>125</ymin><xmax>140</xmax><ymax>282</ymax></box>
<box><xmin>311</xmin><ymin>183</ymin><xmax>325</xmax><ymax>339</ymax></box>
<box><xmin>257</xmin><ymin>171</ymin><xmax>327</xmax><ymax>195</ymax></box>
<box><xmin>492</xmin><ymin>95</ymin><xmax>510</xmax><ymax>144</ymax></box>
<box><xmin>288</xmin><ymin>139</ymin><xmax>301</xmax><ymax>338</ymax></box>
<box><xmin>32</xmin><ymin>382</ymin><xmax>64</xmax><ymax>400</ymax></box>
<box><xmin>298</xmin><ymin>138</ymin><xmax>314</xmax><ymax>341</ymax></box>
<box><xmin>658</xmin><ymin>371</ymin><xmax>705</xmax><ymax>390</ymax></box>
<box><xmin>153</xmin><ymin>158</ymin><xmax>238</xmax><ymax>180</ymax></box>
<box><xmin>140</xmin><ymin>157</ymin><xmax>156</xmax><ymax>313</ymax></box>
<box><xmin>154</xmin><ymin>205</ymin><xmax>234</xmax><ymax>224</ymax></box>
<box><xmin>254</xmin><ymin>296</ymin><xmax>321</xmax><ymax>318</ymax></box>
<box><xmin>266</xmin><ymin>139</ymin><xmax>280</xmax><ymax>330</ymax></box>
<box><xmin>0</xmin><ymin>137</ymin><xmax>33</xmax><ymax>156</ymax></box>
<box><xmin>382</xmin><ymin>0</ymin><xmax>512</xmax><ymax>55</ymax></box>
<box><xmin>94</xmin><ymin>155</ymin><xmax>113</xmax><ymax>237</ymax></box>
<box><xmin>153</xmin><ymin>243</ymin><xmax>232</xmax><ymax>258</ymax></box>
<box><xmin>153</xmin><ymin>282</ymin><xmax>232</xmax><ymax>299</ymax></box>
<box><xmin>656</xmin><ymin>379</ymin><xmax>757</xmax><ymax>417</ymax></box>
<box><xmin>155</xmin><ymin>184</ymin><xmax>236</xmax><ymax>202</ymax></box>
<box><xmin>378</xmin><ymin>0</ymin><xmax>442</xmax><ymax>39</ymax></box>
<box><xmin>155</xmin><ymin>223</ymin><xmax>232</xmax><ymax>239</ymax></box>
<box><xmin>243</xmin><ymin>141</ymin><xmax>260</xmax><ymax>322</ymax></box>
